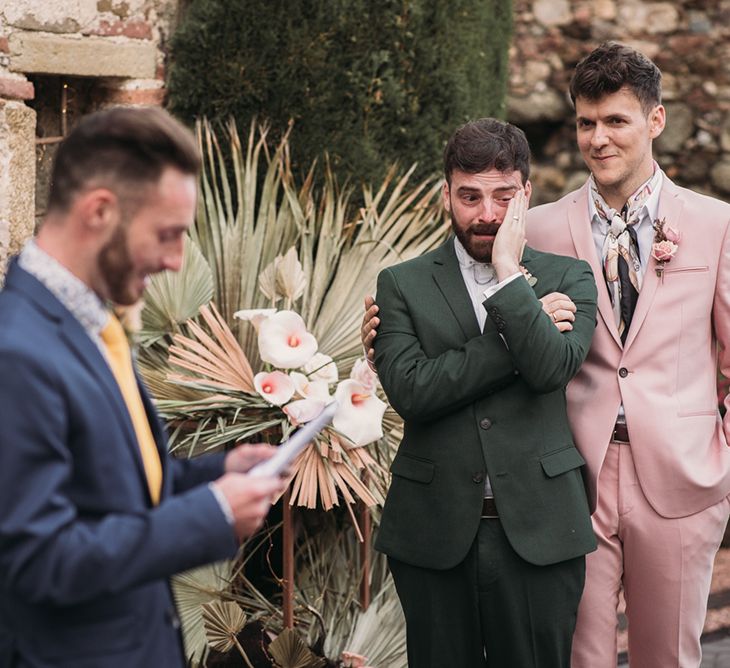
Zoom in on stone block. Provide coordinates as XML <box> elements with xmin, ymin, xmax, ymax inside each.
<box><xmin>507</xmin><ymin>89</ymin><xmax>570</xmax><ymax>123</ymax></box>
<box><xmin>654</xmin><ymin>103</ymin><xmax>694</xmax><ymax>154</ymax></box>
<box><xmin>2</xmin><ymin>0</ymin><xmax>97</xmax><ymax>34</ymax></box>
<box><xmin>0</xmin><ymin>73</ymin><xmax>34</xmax><ymax>100</ymax></box>
<box><xmin>8</xmin><ymin>31</ymin><xmax>156</xmax><ymax>78</ymax></box>
<box><xmin>710</xmin><ymin>160</ymin><xmax>730</xmax><ymax>195</ymax></box>
<box><xmin>84</xmin><ymin>18</ymin><xmax>153</xmax><ymax>40</ymax></box>
<box><xmin>533</xmin><ymin>0</ymin><xmax>572</xmax><ymax>27</ymax></box>
<box><xmin>0</xmin><ymin>100</ymin><xmax>36</xmax><ymax>279</ymax></box>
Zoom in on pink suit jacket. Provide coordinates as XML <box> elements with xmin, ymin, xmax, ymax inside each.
<box><xmin>526</xmin><ymin>175</ymin><xmax>730</xmax><ymax>518</ymax></box>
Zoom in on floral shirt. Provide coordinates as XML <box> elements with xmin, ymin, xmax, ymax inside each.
<box><xmin>18</xmin><ymin>239</ymin><xmax>109</xmax><ymax>351</ymax></box>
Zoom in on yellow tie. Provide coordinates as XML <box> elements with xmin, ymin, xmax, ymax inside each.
<box><xmin>100</xmin><ymin>314</ymin><xmax>162</xmax><ymax>505</ymax></box>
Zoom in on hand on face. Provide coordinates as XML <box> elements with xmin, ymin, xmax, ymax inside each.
<box><xmin>490</xmin><ymin>189</ymin><xmax>528</xmax><ymax>281</ymax></box>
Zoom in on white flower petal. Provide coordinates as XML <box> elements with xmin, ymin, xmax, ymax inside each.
<box><xmin>283</xmin><ymin>398</ymin><xmax>326</xmax><ymax>426</ymax></box>
<box><xmin>258</xmin><ymin>310</ymin><xmax>318</xmax><ymax>368</ymax></box>
<box><xmin>290</xmin><ymin>372</ymin><xmax>331</xmax><ymax>401</ymax></box>
<box><xmin>303</xmin><ymin>352</ymin><xmax>339</xmax><ymax>384</ymax></box>
<box><xmin>233</xmin><ymin>308</ymin><xmax>277</xmax><ymax>331</ymax></box>
<box><xmin>349</xmin><ymin>358</ymin><xmax>378</xmax><ymax>393</ymax></box>
<box><xmin>333</xmin><ymin>379</ymin><xmax>386</xmax><ymax>447</ymax></box>
<box><xmin>254</xmin><ymin>371</ymin><xmax>295</xmax><ymax>406</ymax></box>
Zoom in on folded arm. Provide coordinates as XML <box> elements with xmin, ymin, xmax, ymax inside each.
<box><xmin>373</xmin><ymin>267</ymin><xmax>519</xmax><ymax>422</ymax></box>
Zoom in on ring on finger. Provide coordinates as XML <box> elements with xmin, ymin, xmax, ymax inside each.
<box><xmin>551</xmin><ymin>311</ymin><xmax>558</xmax><ymax>323</ymax></box>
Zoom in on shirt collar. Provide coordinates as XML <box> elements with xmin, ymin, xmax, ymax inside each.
<box><xmin>453</xmin><ymin>236</ymin><xmax>492</xmax><ymax>269</ymax></box>
<box><xmin>18</xmin><ymin>240</ymin><xmax>110</xmax><ymax>337</ymax></box>
<box><xmin>589</xmin><ymin>166</ymin><xmax>663</xmax><ymax>231</ymax></box>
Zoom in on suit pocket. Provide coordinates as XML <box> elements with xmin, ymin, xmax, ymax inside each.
<box><xmin>391</xmin><ymin>454</ymin><xmax>435</xmax><ymax>484</ymax></box>
<box><xmin>663</xmin><ymin>265</ymin><xmax>709</xmax><ymax>274</ymax></box>
<box><xmin>540</xmin><ymin>446</ymin><xmax>585</xmax><ymax>478</ymax></box>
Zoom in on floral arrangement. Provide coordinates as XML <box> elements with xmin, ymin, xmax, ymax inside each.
<box><xmin>137</xmin><ymin>120</ymin><xmax>448</xmax><ymax>667</ymax></box>
<box><xmin>651</xmin><ymin>217</ymin><xmax>681</xmax><ymax>278</ymax></box>
<box><xmin>166</xmin><ymin>247</ymin><xmax>388</xmax><ymax>512</ymax></box>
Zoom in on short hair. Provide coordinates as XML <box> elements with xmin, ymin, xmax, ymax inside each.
<box><xmin>443</xmin><ymin>118</ymin><xmax>530</xmax><ymax>185</ymax></box>
<box><xmin>47</xmin><ymin>106</ymin><xmax>201</xmax><ymax>214</ymax></box>
<box><xmin>569</xmin><ymin>42</ymin><xmax>662</xmax><ymax>113</ymax></box>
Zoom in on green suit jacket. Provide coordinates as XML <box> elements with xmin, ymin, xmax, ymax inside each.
<box><xmin>373</xmin><ymin>239</ymin><xmax>598</xmax><ymax>570</ymax></box>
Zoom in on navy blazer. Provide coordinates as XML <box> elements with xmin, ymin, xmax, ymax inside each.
<box><xmin>0</xmin><ymin>261</ymin><xmax>238</xmax><ymax>667</ymax></box>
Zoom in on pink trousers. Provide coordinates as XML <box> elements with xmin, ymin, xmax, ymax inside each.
<box><xmin>571</xmin><ymin>442</ymin><xmax>729</xmax><ymax>668</ymax></box>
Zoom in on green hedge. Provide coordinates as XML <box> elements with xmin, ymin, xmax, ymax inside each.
<box><xmin>168</xmin><ymin>0</ymin><xmax>512</xmax><ymax>185</ymax></box>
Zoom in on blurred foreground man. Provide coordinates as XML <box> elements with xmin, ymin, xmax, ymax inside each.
<box><xmin>0</xmin><ymin>107</ymin><xmax>285</xmax><ymax>667</ymax></box>
<box><xmin>528</xmin><ymin>43</ymin><xmax>730</xmax><ymax>668</ymax></box>
<box><xmin>372</xmin><ymin>118</ymin><xmax>597</xmax><ymax>668</ymax></box>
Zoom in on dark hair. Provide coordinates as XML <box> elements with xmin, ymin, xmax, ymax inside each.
<box><xmin>443</xmin><ymin>118</ymin><xmax>530</xmax><ymax>185</ymax></box>
<box><xmin>47</xmin><ymin>106</ymin><xmax>200</xmax><ymax>214</ymax></box>
<box><xmin>569</xmin><ymin>42</ymin><xmax>662</xmax><ymax>113</ymax></box>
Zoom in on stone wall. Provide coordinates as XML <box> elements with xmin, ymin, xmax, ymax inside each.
<box><xmin>0</xmin><ymin>0</ymin><xmax>179</xmax><ymax>274</ymax></box>
<box><xmin>508</xmin><ymin>0</ymin><xmax>730</xmax><ymax>205</ymax></box>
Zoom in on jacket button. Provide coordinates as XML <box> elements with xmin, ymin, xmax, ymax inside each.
<box><xmin>618</xmin><ymin>367</ymin><xmax>629</xmax><ymax>378</ymax></box>
<box><xmin>472</xmin><ymin>472</ymin><xmax>484</xmax><ymax>484</ymax></box>
<box><xmin>480</xmin><ymin>418</ymin><xmax>492</xmax><ymax>430</ymax></box>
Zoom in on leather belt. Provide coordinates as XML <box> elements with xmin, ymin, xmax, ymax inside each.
<box><xmin>612</xmin><ymin>421</ymin><xmax>630</xmax><ymax>443</ymax></box>
<box><xmin>481</xmin><ymin>497</ymin><xmax>499</xmax><ymax>519</ymax></box>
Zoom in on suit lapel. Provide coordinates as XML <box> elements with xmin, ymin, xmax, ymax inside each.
<box><xmin>624</xmin><ymin>176</ymin><xmax>685</xmax><ymax>350</ymax></box>
<box><xmin>567</xmin><ymin>184</ymin><xmax>622</xmax><ymax>348</ymax></box>
<box><xmin>431</xmin><ymin>239</ymin><xmax>481</xmax><ymax>341</ymax></box>
<box><xmin>8</xmin><ymin>262</ymin><xmax>156</xmax><ymax>498</ymax></box>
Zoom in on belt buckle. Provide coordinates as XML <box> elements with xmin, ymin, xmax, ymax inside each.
<box><xmin>481</xmin><ymin>497</ymin><xmax>499</xmax><ymax>519</ymax></box>
<box><xmin>612</xmin><ymin>421</ymin><xmax>630</xmax><ymax>443</ymax></box>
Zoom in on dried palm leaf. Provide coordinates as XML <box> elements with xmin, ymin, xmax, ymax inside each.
<box><xmin>169</xmin><ymin>303</ymin><xmax>255</xmax><ymax>393</ymax></box>
<box><xmin>268</xmin><ymin>628</ymin><xmax>326</xmax><ymax>668</ymax></box>
<box><xmin>172</xmin><ymin>561</ymin><xmax>234</xmax><ymax>664</ymax></box>
<box><xmin>201</xmin><ymin>600</ymin><xmax>248</xmax><ymax>654</ymax></box>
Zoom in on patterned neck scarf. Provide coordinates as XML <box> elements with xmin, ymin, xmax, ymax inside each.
<box><xmin>589</xmin><ymin>168</ymin><xmax>662</xmax><ymax>337</ymax></box>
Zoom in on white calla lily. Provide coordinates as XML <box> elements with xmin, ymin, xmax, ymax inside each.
<box><xmin>254</xmin><ymin>371</ymin><xmax>295</xmax><ymax>406</ymax></box>
<box><xmin>283</xmin><ymin>398</ymin><xmax>326</xmax><ymax>426</ymax></box>
<box><xmin>233</xmin><ymin>308</ymin><xmax>276</xmax><ymax>331</ymax></box>
<box><xmin>258</xmin><ymin>310</ymin><xmax>318</xmax><ymax>369</ymax></box>
<box><xmin>290</xmin><ymin>372</ymin><xmax>331</xmax><ymax>401</ymax></box>
<box><xmin>349</xmin><ymin>358</ymin><xmax>378</xmax><ymax>393</ymax></box>
<box><xmin>303</xmin><ymin>352</ymin><xmax>339</xmax><ymax>385</ymax></box>
<box><xmin>333</xmin><ymin>379</ymin><xmax>386</xmax><ymax>447</ymax></box>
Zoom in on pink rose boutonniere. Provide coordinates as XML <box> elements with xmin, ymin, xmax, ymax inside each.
<box><xmin>651</xmin><ymin>218</ymin><xmax>681</xmax><ymax>281</ymax></box>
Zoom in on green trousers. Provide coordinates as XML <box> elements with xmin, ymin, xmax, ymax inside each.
<box><xmin>388</xmin><ymin>518</ymin><xmax>585</xmax><ymax>668</ymax></box>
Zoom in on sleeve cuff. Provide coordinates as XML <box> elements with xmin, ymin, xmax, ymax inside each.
<box><xmin>482</xmin><ymin>272</ymin><xmax>522</xmax><ymax>300</ymax></box>
<box><xmin>208</xmin><ymin>482</ymin><xmax>234</xmax><ymax>526</ymax></box>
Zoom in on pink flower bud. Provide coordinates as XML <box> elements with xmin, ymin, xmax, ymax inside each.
<box><xmin>663</xmin><ymin>224</ymin><xmax>681</xmax><ymax>243</ymax></box>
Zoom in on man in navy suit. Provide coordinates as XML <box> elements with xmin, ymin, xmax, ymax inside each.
<box><xmin>0</xmin><ymin>106</ymin><xmax>285</xmax><ymax>667</ymax></box>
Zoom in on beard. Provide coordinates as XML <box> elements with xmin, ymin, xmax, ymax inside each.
<box><xmin>451</xmin><ymin>218</ymin><xmax>501</xmax><ymax>263</ymax></box>
<box><xmin>98</xmin><ymin>222</ymin><xmax>137</xmax><ymax>305</ymax></box>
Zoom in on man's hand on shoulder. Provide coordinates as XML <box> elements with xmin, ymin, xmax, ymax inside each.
<box><xmin>361</xmin><ymin>295</ymin><xmax>379</xmax><ymax>371</ymax></box>
<box><xmin>539</xmin><ymin>292</ymin><xmax>576</xmax><ymax>332</ymax></box>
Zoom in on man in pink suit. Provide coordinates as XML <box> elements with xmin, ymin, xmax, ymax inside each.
<box><xmin>525</xmin><ymin>42</ymin><xmax>730</xmax><ymax>667</ymax></box>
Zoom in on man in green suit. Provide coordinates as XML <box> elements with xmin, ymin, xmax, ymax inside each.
<box><xmin>372</xmin><ymin>118</ymin><xmax>597</xmax><ymax>667</ymax></box>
